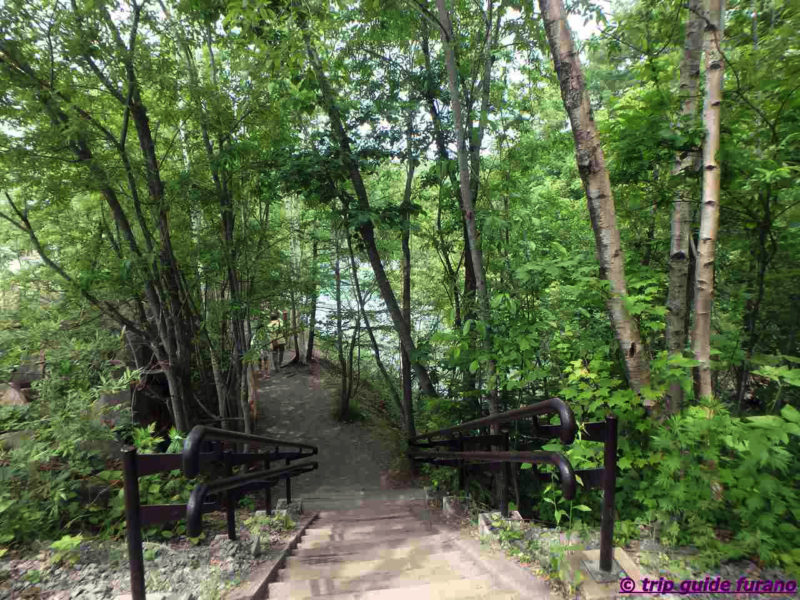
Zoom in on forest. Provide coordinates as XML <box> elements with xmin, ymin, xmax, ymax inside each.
<box><xmin>1</xmin><ymin>0</ymin><xmax>799</xmax><ymax>582</ymax></box>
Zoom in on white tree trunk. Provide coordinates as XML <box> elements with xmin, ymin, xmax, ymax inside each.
<box><xmin>692</xmin><ymin>0</ymin><xmax>725</xmax><ymax>399</ymax></box>
<box><xmin>665</xmin><ymin>0</ymin><xmax>704</xmax><ymax>413</ymax></box>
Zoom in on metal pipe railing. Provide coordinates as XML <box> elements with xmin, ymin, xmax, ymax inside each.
<box><xmin>410</xmin><ymin>448</ymin><xmax>576</xmax><ymax>499</ymax></box>
<box><xmin>123</xmin><ymin>425</ymin><xmax>319</xmax><ymax>600</ymax></box>
<box><xmin>408</xmin><ymin>397</ymin><xmax>577</xmax><ymax>445</ymax></box>
<box><xmin>186</xmin><ymin>462</ymin><xmax>318</xmax><ymax>536</ymax></box>
<box><xmin>407</xmin><ymin>400</ymin><xmax>618</xmax><ymax>577</ymax></box>
<box><xmin>182</xmin><ymin>425</ymin><xmax>317</xmax><ymax>477</ymax></box>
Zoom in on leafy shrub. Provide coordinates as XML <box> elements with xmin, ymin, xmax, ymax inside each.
<box><xmin>0</xmin><ymin>328</ymin><xmax>195</xmax><ymax>546</ymax></box>
<box><xmin>644</xmin><ymin>401</ymin><xmax>800</xmax><ymax>574</ymax></box>
<box><xmin>49</xmin><ymin>534</ymin><xmax>83</xmax><ymax>566</ymax></box>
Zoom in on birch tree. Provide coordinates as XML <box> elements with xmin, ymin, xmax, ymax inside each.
<box><xmin>692</xmin><ymin>0</ymin><xmax>725</xmax><ymax>399</ymax></box>
<box><xmin>665</xmin><ymin>0</ymin><xmax>704</xmax><ymax>413</ymax></box>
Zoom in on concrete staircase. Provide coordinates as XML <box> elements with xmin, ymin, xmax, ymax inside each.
<box><xmin>268</xmin><ymin>498</ymin><xmax>548</xmax><ymax>599</ymax></box>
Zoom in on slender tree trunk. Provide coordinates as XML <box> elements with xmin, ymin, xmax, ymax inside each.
<box><xmin>539</xmin><ymin>0</ymin><xmax>651</xmax><ymax>399</ymax></box>
<box><xmin>692</xmin><ymin>0</ymin><xmax>725</xmax><ymax>399</ymax></box>
<box><xmin>436</xmin><ymin>0</ymin><xmax>505</xmax><ymax>508</ymax></box>
<box><xmin>334</xmin><ymin>229</ymin><xmax>349</xmax><ymax>419</ymax></box>
<box><xmin>436</xmin><ymin>0</ymin><xmax>499</xmax><ymax>419</ymax></box>
<box><xmin>665</xmin><ymin>0</ymin><xmax>704</xmax><ymax>414</ymax></box>
<box><xmin>346</xmin><ymin>311</ymin><xmax>361</xmax><ymax>408</ymax></box>
<box><xmin>736</xmin><ymin>199</ymin><xmax>774</xmax><ymax>412</ymax></box>
<box><xmin>290</xmin><ymin>286</ymin><xmax>302</xmax><ymax>363</ymax></box>
<box><xmin>347</xmin><ymin>235</ymin><xmax>406</xmax><ymax>423</ymax></box>
<box><xmin>239</xmin><ymin>363</ymin><xmax>252</xmax><ymax>433</ymax></box>
<box><xmin>420</xmin><ymin>21</ymin><xmax>474</xmax><ymax>397</ymax></box>
<box><xmin>300</xmin><ymin>19</ymin><xmax>437</xmax><ymax>398</ymax></box>
<box><xmin>306</xmin><ymin>239</ymin><xmax>319</xmax><ymax>362</ymax></box>
<box><xmin>401</xmin><ymin>111</ymin><xmax>416</xmax><ymax>438</ymax></box>
<box><xmin>209</xmin><ymin>347</ymin><xmax>229</xmax><ymax>429</ymax></box>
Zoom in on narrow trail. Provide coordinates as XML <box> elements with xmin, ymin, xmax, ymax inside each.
<box><xmin>253</xmin><ymin>358</ymin><xmax>401</xmax><ymax>503</ymax></box>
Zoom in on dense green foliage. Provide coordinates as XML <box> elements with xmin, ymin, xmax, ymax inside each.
<box><xmin>1</xmin><ymin>0</ymin><xmax>798</xmax><ymax>577</ymax></box>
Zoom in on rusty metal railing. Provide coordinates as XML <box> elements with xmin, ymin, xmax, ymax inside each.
<box><xmin>123</xmin><ymin>426</ymin><xmax>318</xmax><ymax>600</ymax></box>
<box><xmin>407</xmin><ymin>398</ymin><xmax>618</xmax><ymax>574</ymax></box>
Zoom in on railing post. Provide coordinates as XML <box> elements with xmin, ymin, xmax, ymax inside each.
<box><xmin>264</xmin><ymin>456</ymin><xmax>272</xmax><ymax>514</ymax></box>
<box><xmin>599</xmin><ymin>415</ymin><xmax>618</xmax><ymax>572</ymax></box>
<box><xmin>501</xmin><ymin>433</ymin><xmax>510</xmax><ymax>517</ymax></box>
<box><xmin>122</xmin><ymin>447</ymin><xmax>146</xmax><ymax>600</ymax></box>
<box><xmin>457</xmin><ymin>435</ymin><xmax>465</xmax><ymax>492</ymax></box>
<box><xmin>285</xmin><ymin>457</ymin><xmax>292</xmax><ymax>504</ymax></box>
<box><xmin>224</xmin><ymin>450</ymin><xmax>237</xmax><ymax>540</ymax></box>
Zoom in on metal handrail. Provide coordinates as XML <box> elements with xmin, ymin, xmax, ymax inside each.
<box><xmin>409</xmin><ymin>449</ymin><xmax>576</xmax><ymax>499</ymax></box>
<box><xmin>408</xmin><ymin>397</ymin><xmax>577</xmax><ymax>444</ymax></box>
<box><xmin>186</xmin><ymin>461</ymin><xmax>318</xmax><ymax>536</ymax></box>
<box><xmin>407</xmin><ymin>400</ymin><xmax>619</xmax><ymax>576</ymax></box>
<box><xmin>123</xmin><ymin>425</ymin><xmax>319</xmax><ymax>600</ymax></box>
<box><xmin>182</xmin><ymin>425</ymin><xmax>317</xmax><ymax>477</ymax></box>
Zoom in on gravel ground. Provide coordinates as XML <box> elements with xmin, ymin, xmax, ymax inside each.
<box><xmin>470</xmin><ymin>510</ymin><xmax>794</xmax><ymax>599</ymax></box>
<box><xmin>0</xmin><ymin>510</ymin><xmax>295</xmax><ymax>600</ymax></box>
<box><xmin>420</xmin><ymin>497</ymin><xmax>796</xmax><ymax>600</ymax></box>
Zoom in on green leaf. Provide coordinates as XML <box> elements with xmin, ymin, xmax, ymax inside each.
<box><xmin>520</xmin><ymin>462</ymin><xmax>533</xmax><ymax>470</ymax></box>
<box><xmin>781</xmin><ymin>405</ymin><xmax>800</xmax><ymax>424</ymax></box>
<box><xmin>573</xmin><ymin>504</ymin><xmax>592</xmax><ymax>512</ymax></box>
<box><xmin>469</xmin><ymin>360</ymin><xmax>480</xmax><ymax>374</ymax></box>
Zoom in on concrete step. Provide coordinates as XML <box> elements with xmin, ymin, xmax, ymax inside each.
<box><xmin>310</xmin><ymin>516</ymin><xmax>422</xmax><ymax>530</ymax></box>
<box><xmin>300</xmin><ymin>490</ymin><xmax>426</xmax><ymax>511</ymax></box>
<box><xmin>303</xmin><ymin>523</ymin><xmax>432</xmax><ymax>540</ymax></box>
<box><xmin>313</xmin><ymin>512</ymin><xmax>414</xmax><ymax>524</ymax></box>
<box><xmin>277</xmin><ymin>551</ymin><xmax>465</xmax><ymax>581</ymax></box>
<box><xmin>295</xmin><ymin>532</ymin><xmax>450</xmax><ymax>555</ymax></box>
<box><xmin>315</xmin><ymin>507</ymin><xmax>417</xmax><ymax>519</ymax></box>
<box><xmin>297</xmin><ymin>530</ymin><xmax>441</xmax><ymax>550</ymax></box>
<box><xmin>270</xmin><ymin>578</ymin><xmax>519</xmax><ymax>600</ymax></box>
<box><xmin>290</xmin><ymin>539</ymin><xmax>458</xmax><ymax>564</ymax></box>
<box><xmin>269</xmin><ymin>568</ymin><xmax>482</xmax><ymax>598</ymax></box>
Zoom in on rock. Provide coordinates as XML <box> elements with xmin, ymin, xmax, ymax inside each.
<box><xmin>478</xmin><ymin>511</ymin><xmax>502</xmax><ymax>537</ymax></box>
<box><xmin>442</xmin><ymin>495</ymin><xmax>469</xmax><ymax>517</ymax></box>
<box><xmin>250</xmin><ymin>535</ymin><xmax>262</xmax><ymax>558</ymax></box>
<box><xmin>0</xmin><ymin>430</ymin><xmax>34</xmax><ymax>450</ymax></box>
<box><xmin>116</xmin><ymin>594</ymin><xmax>194</xmax><ymax>600</ymax></box>
<box><xmin>9</xmin><ymin>354</ymin><xmax>45</xmax><ymax>388</ymax></box>
<box><xmin>254</xmin><ymin>510</ymin><xmax>267</xmax><ymax>518</ymax></box>
<box><xmin>424</xmin><ymin>486</ymin><xmax>443</xmax><ymax>502</ymax></box>
<box><xmin>272</xmin><ymin>498</ymin><xmax>302</xmax><ymax>519</ymax></box>
<box><xmin>0</xmin><ymin>383</ymin><xmax>28</xmax><ymax>406</ymax></box>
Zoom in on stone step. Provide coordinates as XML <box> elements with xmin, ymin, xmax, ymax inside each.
<box><xmin>277</xmin><ymin>551</ymin><xmax>464</xmax><ymax>581</ymax></box>
<box><xmin>297</xmin><ymin>530</ymin><xmax>441</xmax><ymax>551</ymax></box>
<box><xmin>290</xmin><ymin>539</ymin><xmax>458</xmax><ymax>564</ymax></box>
<box><xmin>269</xmin><ymin>568</ymin><xmax>483</xmax><ymax>598</ymax></box>
<box><xmin>270</xmin><ymin>578</ymin><xmax>518</xmax><ymax>600</ymax></box>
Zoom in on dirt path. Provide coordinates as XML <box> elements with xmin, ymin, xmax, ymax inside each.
<box><xmin>253</xmin><ymin>360</ymin><xmax>397</xmax><ymax>499</ymax></box>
